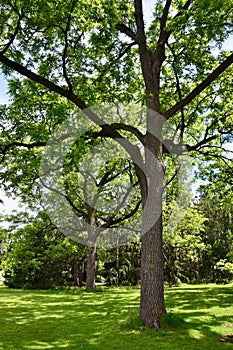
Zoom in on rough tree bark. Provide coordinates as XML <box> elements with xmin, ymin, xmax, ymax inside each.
<box><xmin>140</xmin><ymin>113</ymin><xmax>166</xmax><ymax>329</ymax></box>
<box><xmin>86</xmin><ymin>208</ymin><xmax>96</xmax><ymax>291</ymax></box>
<box><xmin>86</xmin><ymin>244</ymin><xmax>96</xmax><ymax>290</ymax></box>
<box><xmin>135</xmin><ymin>0</ymin><xmax>167</xmax><ymax>327</ymax></box>
<box><xmin>72</xmin><ymin>261</ymin><xmax>80</xmax><ymax>286</ymax></box>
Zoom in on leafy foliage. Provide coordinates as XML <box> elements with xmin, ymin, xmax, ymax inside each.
<box><xmin>1</xmin><ymin>213</ymin><xmax>88</xmax><ymax>289</ymax></box>
<box><xmin>198</xmin><ymin>190</ymin><xmax>233</xmax><ymax>283</ymax></box>
<box><xmin>163</xmin><ymin>202</ymin><xmax>207</xmax><ymax>284</ymax></box>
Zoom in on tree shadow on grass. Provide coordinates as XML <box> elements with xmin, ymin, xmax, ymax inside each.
<box><xmin>165</xmin><ymin>284</ymin><xmax>233</xmax><ymax>310</ymax></box>
<box><xmin>163</xmin><ymin>283</ymin><xmax>233</xmax><ymax>349</ymax></box>
<box><xmin>0</xmin><ymin>285</ymin><xmax>233</xmax><ymax>349</ymax></box>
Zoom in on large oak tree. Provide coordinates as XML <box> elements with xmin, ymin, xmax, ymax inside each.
<box><xmin>0</xmin><ymin>0</ymin><xmax>232</xmax><ymax>328</ymax></box>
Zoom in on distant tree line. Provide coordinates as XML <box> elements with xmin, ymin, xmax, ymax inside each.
<box><xmin>1</xmin><ymin>187</ymin><xmax>232</xmax><ymax>289</ymax></box>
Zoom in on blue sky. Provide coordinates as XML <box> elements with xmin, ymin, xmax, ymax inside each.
<box><xmin>0</xmin><ymin>72</ymin><xmax>8</xmax><ymax>104</ymax></box>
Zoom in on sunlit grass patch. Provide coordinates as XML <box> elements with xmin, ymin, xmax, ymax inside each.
<box><xmin>0</xmin><ymin>284</ymin><xmax>233</xmax><ymax>349</ymax></box>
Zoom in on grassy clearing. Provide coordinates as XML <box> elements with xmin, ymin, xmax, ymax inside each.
<box><xmin>0</xmin><ymin>284</ymin><xmax>233</xmax><ymax>349</ymax></box>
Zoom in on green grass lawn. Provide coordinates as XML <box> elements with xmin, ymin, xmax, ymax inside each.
<box><xmin>0</xmin><ymin>284</ymin><xmax>233</xmax><ymax>349</ymax></box>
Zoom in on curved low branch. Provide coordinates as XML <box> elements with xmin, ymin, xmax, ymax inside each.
<box><xmin>111</xmin><ymin>123</ymin><xmax>145</xmax><ymax>144</ymax></box>
<box><xmin>100</xmin><ymin>199</ymin><xmax>141</xmax><ymax>228</ymax></box>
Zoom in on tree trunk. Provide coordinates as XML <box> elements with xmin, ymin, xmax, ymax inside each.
<box><xmin>140</xmin><ymin>112</ymin><xmax>166</xmax><ymax>328</ymax></box>
<box><xmin>116</xmin><ymin>237</ymin><xmax>119</xmax><ymax>287</ymax></box>
<box><xmin>72</xmin><ymin>260</ymin><xmax>85</xmax><ymax>287</ymax></box>
<box><xmin>140</xmin><ymin>218</ymin><xmax>166</xmax><ymax>329</ymax></box>
<box><xmin>86</xmin><ymin>244</ymin><xmax>96</xmax><ymax>290</ymax></box>
<box><xmin>86</xmin><ymin>209</ymin><xmax>96</xmax><ymax>291</ymax></box>
<box><xmin>72</xmin><ymin>261</ymin><xmax>80</xmax><ymax>286</ymax></box>
<box><xmin>140</xmin><ymin>173</ymin><xmax>166</xmax><ymax>328</ymax></box>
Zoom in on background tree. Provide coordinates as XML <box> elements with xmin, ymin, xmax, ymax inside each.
<box><xmin>197</xmin><ymin>161</ymin><xmax>233</xmax><ymax>283</ymax></box>
<box><xmin>98</xmin><ymin>238</ymin><xmax>141</xmax><ymax>286</ymax></box>
<box><xmin>1</xmin><ymin>212</ymin><xmax>88</xmax><ymax>288</ymax></box>
<box><xmin>0</xmin><ymin>0</ymin><xmax>232</xmax><ymax>328</ymax></box>
<box><xmin>163</xmin><ymin>202</ymin><xmax>207</xmax><ymax>285</ymax></box>
<box><xmin>40</xmin><ymin>128</ymin><xmax>141</xmax><ymax>290</ymax></box>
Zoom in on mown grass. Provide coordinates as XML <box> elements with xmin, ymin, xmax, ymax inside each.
<box><xmin>0</xmin><ymin>284</ymin><xmax>233</xmax><ymax>349</ymax></box>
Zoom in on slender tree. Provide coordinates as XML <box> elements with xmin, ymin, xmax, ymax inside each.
<box><xmin>0</xmin><ymin>0</ymin><xmax>232</xmax><ymax>327</ymax></box>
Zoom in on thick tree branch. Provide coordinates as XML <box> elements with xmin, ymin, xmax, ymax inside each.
<box><xmin>134</xmin><ymin>0</ymin><xmax>154</xmax><ymax>95</ymax></box>
<box><xmin>153</xmin><ymin>0</ymin><xmax>193</xmax><ymax>84</ymax></box>
<box><xmin>1</xmin><ymin>11</ymin><xmax>23</xmax><ymax>54</ymax></box>
<box><xmin>0</xmin><ymin>54</ymin><xmax>146</xmax><ymax>172</ymax></box>
<box><xmin>62</xmin><ymin>0</ymin><xmax>76</xmax><ymax>91</ymax></box>
<box><xmin>160</xmin><ymin>0</ymin><xmax>172</xmax><ymax>32</ymax></box>
<box><xmin>186</xmin><ymin>134</ymin><xmax>221</xmax><ymax>152</ymax></box>
<box><xmin>1</xmin><ymin>141</ymin><xmax>46</xmax><ymax>161</ymax></box>
<box><xmin>110</xmin><ymin>123</ymin><xmax>145</xmax><ymax>143</ymax></box>
<box><xmin>164</xmin><ymin>53</ymin><xmax>233</xmax><ymax>119</ymax></box>
<box><xmin>152</xmin><ymin>1</ymin><xmax>172</xmax><ymax>110</ymax></box>
<box><xmin>0</xmin><ymin>132</ymin><xmax>75</xmax><ymax>159</ymax></box>
<box><xmin>134</xmin><ymin>0</ymin><xmax>147</xmax><ymax>46</ymax></box>
<box><xmin>174</xmin><ymin>0</ymin><xmax>193</xmax><ymax>19</ymax></box>
<box><xmin>155</xmin><ymin>0</ymin><xmax>172</xmax><ymax>56</ymax></box>
<box><xmin>39</xmin><ymin>177</ymin><xmax>88</xmax><ymax>220</ymax></box>
<box><xmin>115</xmin><ymin>23</ymin><xmax>139</xmax><ymax>43</ymax></box>
<box><xmin>116</xmin><ymin>41</ymin><xmax>137</xmax><ymax>60</ymax></box>
<box><xmin>168</xmin><ymin>44</ymin><xmax>185</xmax><ymax>140</ymax></box>
<box><xmin>0</xmin><ymin>53</ymin><xmax>87</xmax><ymax>109</ymax></box>
<box><xmin>100</xmin><ymin>199</ymin><xmax>141</xmax><ymax>228</ymax></box>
